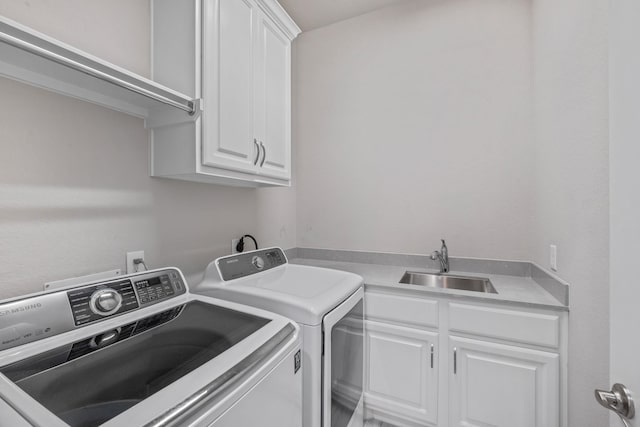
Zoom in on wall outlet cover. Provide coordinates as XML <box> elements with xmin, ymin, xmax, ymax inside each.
<box><xmin>126</xmin><ymin>250</ymin><xmax>145</xmax><ymax>274</ymax></box>
<box><xmin>550</xmin><ymin>244</ymin><xmax>558</xmax><ymax>271</ymax></box>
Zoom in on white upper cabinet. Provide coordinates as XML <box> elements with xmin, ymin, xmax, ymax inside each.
<box><xmin>151</xmin><ymin>0</ymin><xmax>300</xmax><ymax>187</ymax></box>
<box><xmin>255</xmin><ymin>12</ymin><xmax>291</xmax><ymax>180</ymax></box>
<box><xmin>202</xmin><ymin>0</ymin><xmax>257</xmax><ymax>173</ymax></box>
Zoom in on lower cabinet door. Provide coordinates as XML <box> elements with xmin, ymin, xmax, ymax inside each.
<box><xmin>365</xmin><ymin>320</ymin><xmax>438</xmax><ymax>425</ymax></box>
<box><xmin>449</xmin><ymin>336</ymin><xmax>559</xmax><ymax>427</ymax></box>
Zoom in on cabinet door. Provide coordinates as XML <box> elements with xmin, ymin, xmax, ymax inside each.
<box><xmin>365</xmin><ymin>320</ymin><xmax>438</xmax><ymax>425</ymax></box>
<box><xmin>202</xmin><ymin>0</ymin><xmax>259</xmax><ymax>173</ymax></box>
<box><xmin>254</xmin><ymin>13</ymin><xmax>291</xmax><ymax>181</ymax></box>
<box><xmin>449</xmin><ymin>336</ymin><xmax>559</xmax><ymax>427</ymax></box>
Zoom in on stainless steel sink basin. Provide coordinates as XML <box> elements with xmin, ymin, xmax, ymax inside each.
<box><xmin>399</xmin><ymin>271</ymin><xmax>497</xmax><ymax>294</ymax></box>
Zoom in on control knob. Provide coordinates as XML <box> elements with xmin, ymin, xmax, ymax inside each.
<box><xmin>89</xmin><ymin>288</ymin><xmax>123</xmax><ymax>316</ymax></box>
<box><xmin>252</xmin><ymin>256</ymin><xmax>265</xmax><ymax>270</ymax></box>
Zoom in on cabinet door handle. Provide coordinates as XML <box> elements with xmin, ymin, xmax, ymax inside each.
<box><xmin>430</xmin><ymin>344</ymin><xmax>434</xmax><ymax>369</ymax></box>
<box><xmin>259</xmin><ymin>141</ymin><xmax>266</xmax><ymax>167</ymax></box>
<box><xmin>453</xmin><ymin>347</ymin><xmax>457</xmax><ymax>374</ymax></box>
<box><xmin>253</xmin><ymin>139</ymin><xmax>260</xmax><ymax>165</ymax></box>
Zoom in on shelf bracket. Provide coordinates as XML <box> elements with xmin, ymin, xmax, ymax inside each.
<box><xmin>144</xmin><ymin>98</ymin><xmax>203</xmax><ymax>129</ymax></box>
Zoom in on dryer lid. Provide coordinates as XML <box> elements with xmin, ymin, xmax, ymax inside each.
<box><xmin>197</xmin><ymin>250</ymin><xmax>363</xmax><ymax>325</ymax></box>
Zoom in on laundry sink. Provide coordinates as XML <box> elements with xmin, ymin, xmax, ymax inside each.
<box><xmin>399</xmin><ymin>271</ymin><xmax>497</xmax><ymax>294</ymax></box>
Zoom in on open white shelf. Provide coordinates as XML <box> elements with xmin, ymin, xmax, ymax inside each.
<box><xmin>0</xmin><ymin>16</ymin><xmax>199</xmax><ymax>127</ymax></box>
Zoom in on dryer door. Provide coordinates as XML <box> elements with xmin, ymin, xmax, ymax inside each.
<box><xmin>322</xmin><ymin>287</ymin><xmax>364</xmax><ymax>427</ymax></box>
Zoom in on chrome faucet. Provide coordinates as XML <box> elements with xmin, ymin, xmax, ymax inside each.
<box><xmin>430</xmin><ymin>239</ymin><xmax>449</xmax><ymax>273</ymax></box>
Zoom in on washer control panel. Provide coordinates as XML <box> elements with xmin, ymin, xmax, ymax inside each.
<box><xmin>68</xmin><ymin>280</ymin><xmax>138</xmax><ymax>326</ymax></box>
<box><xmin>0</xmin><ymin>268</ymin><xmax>188</xmax><ymax>351</ymax></box>
<box><xmin>0</xmin><ymin>268</ymin><xmax>188</xmax><ymax>352</ymax></box>
<box><xmin>216</xmin><ymin>247</ymin><xmax>287</xmax><ymax>281</ymax></box>
<box><xmin>67</xmin><ymin>269</ymin><xmax>186</xmax><ymax>326</ymax></box>
<box><xmin>133</xmin><ymin>271</ymin><xmax>183</xmax><ymax>305</ymax></box>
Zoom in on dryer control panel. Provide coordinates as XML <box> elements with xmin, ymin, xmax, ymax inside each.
<box><xmin>0</xmin><ymin>268</ymin><xmax>187</xmax><ymax>352</ymax></box>
<box><xmin>216</xmin><ymin>247</ymin><xmax>287</xmax><ymax>281</ymax></box>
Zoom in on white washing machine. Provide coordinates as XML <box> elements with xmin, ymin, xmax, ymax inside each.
<box><xmin>0</xmin><ymin>267</ymin><xmax>302</xmax><ymax>427</ymax></box>
<box><xmin>194</xmin><ymin>247</ymin><xmax>365</xmax><ymax>427</ymax></box>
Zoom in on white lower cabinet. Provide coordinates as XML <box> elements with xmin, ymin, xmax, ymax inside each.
<box><xmin>449</xmin><ymin>336</ymin><xmax>559</xmax><ymax>427</ymax></box>
<box><xmin>365</xmin><ymin>320</ymin><xmax>438</xmax><ymax>425</ymax></box>
<box><xmin>364</xmin><ymin>291</ymin><xmax>566</xmax><ymax>427</ymax></box>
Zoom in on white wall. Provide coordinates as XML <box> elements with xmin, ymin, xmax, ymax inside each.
<box><xmin>256</xmin><ymin>154</ymin><xmax>298</xmax><ymax>249</ymax></box>
<box><xmin>0</xmin><ymin>0</ymin><xmax>150</xmax><ymax>77</ymax></box>
<box><xmin>531</xmin><ymin>0</ymin><xmax>609</xmax><ymax>425</ymax></box>
<box><xmin>0</xmin><ymin>0</ymin><xmax>270</xmax><ymax>299</ymax></box>
<box><xmin>294</xmin><ymin>0</ymin><xmax>534</xmax><ymax>259</ymax></box>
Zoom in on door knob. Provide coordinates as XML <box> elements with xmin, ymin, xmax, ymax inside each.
<box><xmin>595</xmin><ymin>383</ymin><xmax>635</xmax><ymax>423</ymax></box>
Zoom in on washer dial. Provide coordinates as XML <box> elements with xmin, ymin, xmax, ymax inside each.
<box><xmin>252</xmin><ymin>256</ymin><xmax>265</xmax><ymax>270</ymax></box>
<box><xmin>89</xmin><ymin>288</ymin><xmax>123</xmax><ymax>316</ymax></box>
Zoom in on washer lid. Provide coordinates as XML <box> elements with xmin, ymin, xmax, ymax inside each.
<box><xmin>0</xmin><ymin>296</ymin><xmax>298</xmax><ymax>427</ymax></box>
<box><xmin>0</xmin><ymin>301</ymin><xmax>269</xmax><ymax>425</ymax></box>
<box><xmin>197</xmin><ymin>261</ymin><xmax>364</xmax><ymax>326</ymax></box>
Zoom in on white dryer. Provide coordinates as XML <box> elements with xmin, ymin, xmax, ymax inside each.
<box><xmin>0</xmin><ymin>267</ymin><xmax>302</xmax><ymax>427</ymax></box>
<box><xmin>194</xmin><ymin>247</ymin><xmax>365</xmax><ymax>427</ymax></box>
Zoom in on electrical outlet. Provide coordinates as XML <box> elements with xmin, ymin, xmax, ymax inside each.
<box><xmin>231</xmin><ymin>239</ymin><xmax>240</xmax><ymax>254</ymax></box>
<box><xmin>126</xmin><ymin>250</ymin><xmax>145</xmax><ymax>274</ymax></box>
<box><xmin>550</xmin><ymin>245</ymin><xmax>558</xmax><ymax>271</ymax></box>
